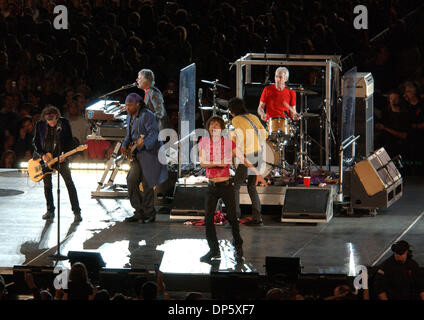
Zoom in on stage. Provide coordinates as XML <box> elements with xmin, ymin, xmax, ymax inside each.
<box><xmin>1</xmin><ymin>168</ymin><xmax>424</xmax><ymax>293</ymax></box>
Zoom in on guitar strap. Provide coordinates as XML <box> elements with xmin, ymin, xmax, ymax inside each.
<box><xmin>240</xmin><ymin>114</ymin><xmax>259</xmax><ymax>137</ymax></box>
<box><xmin>240</xmin><ymin>114</ymin><xmax>262</xmax><ymax>151</ymax></box>
<box><xmin>239</xmin><ymin>114</ymin><xmax>264</xmax><ymax>166</ymax></box>
<box><xmin>53</xmin><ymin>119</ymin><xmax>62</xmax><ymax>152</ymax></box>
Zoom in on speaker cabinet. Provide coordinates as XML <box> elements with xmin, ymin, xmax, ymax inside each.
<box><xmin>353</xmin><ymin>147</ymin><xmax>401</xmax><ymax>196</ymax></box>
<box><xmin>281</xmin><ymin>186</ymin><xmax>333</xmax><ymax>223</ymax></box>
<box><xmin>345</xmin><ymin>148</ymin><xmax>403</xmax><ymax>209</ymax></box>
<box><xmin>265</xmin><ymin>257</ymin><xmax>301</xmax><ymax>283</ymax></box>
<box><xmin>355</xmin><ymin>95</ymin><xmax>374</xmax><ymax>158</ymax></box>
<box><xmin>68</xmin><ymin>251</ymin><xmax>106</xmax><ymax>283</ymax></box>
<box><xmin>297</xmin><ymin>274</ymin><xmax>351</xmax><ymax>299</ymax></box>
<box><xmin>210</xmin><ymin>272</ymin><xmax>261</xmax><ymax>299</ymax></box>
<box><xmin>170</xmin><ymin>184</ymin><xmax>207</xmax><ymax>220</ymax></box>
<box><xmin>12</xmin><ymin>266</ymin><xmax>56</xmax><ymax>295</ymax></box>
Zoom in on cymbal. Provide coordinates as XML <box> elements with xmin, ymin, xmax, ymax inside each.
<box><xmin>199</xmin><ymin>105</ymin><xmax>229</xmax><ymax>113</ymax></box>
<box><xmin>291</xmin><ymin>87</ymin><xmax>318</xmax><ymax>95</ymax></box>
<box><xmin>216</xmin><ymin>98</ymin><xmax>229</xmax><ymax>107</ymax></box>
<box><xmin>199</xmin><ymin>106</ymin><xmax>214</xmax><ymax>111</ymax></box>
<box><xmin>302</xmin><ymin>112</ymin><xmax>320</xmax><ymax>118</ymax></box>
<box><xmin>201</xmin><ymin>79</ymin><xmax>230</xmax><ymax>89</ymax></box>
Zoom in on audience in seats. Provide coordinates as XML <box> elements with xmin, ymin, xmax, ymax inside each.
<box><xmin>67</xmin><ymin>98</ymin><xmax>90</xmax><ymax>148</ymax></box>
<box><xmin>0</xmin><ymin>0</ymin><xmax>423</xmax><ymax>173</ymax></box>
<box><xmin>1</xmin><ymin>241</ymin><xmax>424</xmax><ymax>300</ymax></box>
<box><xmin>375</xmin><ymin>90</ymin><xmax>410</xmax><ymax>158</ymax></box>
<box><xmin>373</xmin><ymin>240</ymin><xmax>424</xmax><ymax>300</ymax></box>
<box><xmin>62</xmin><ymin>262</ymin><xmax>95</xmax><ymax>300</ymax></box>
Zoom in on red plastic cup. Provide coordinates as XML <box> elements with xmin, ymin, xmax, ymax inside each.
<box><xmin>303</xmin><ymin>176</ymin><xmax>311</xmax><ymax>187</ymax></box>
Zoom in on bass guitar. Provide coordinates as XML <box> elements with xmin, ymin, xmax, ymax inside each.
<box><xmin>124</xmin><ymin>134</ymin><xmax>144</xmax><ymax>160</ymax></box>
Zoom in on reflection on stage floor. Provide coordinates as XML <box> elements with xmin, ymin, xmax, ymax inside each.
<box><xmin>1</xmin><ymin>169</ymin><xmax>424</xmax><ymax>280</ymax></box>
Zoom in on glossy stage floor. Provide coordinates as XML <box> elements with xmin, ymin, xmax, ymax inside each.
<box><xmin>1</xmin><ymin>168</ymin><xmax>424</xmax><ymax>290</ymax></box>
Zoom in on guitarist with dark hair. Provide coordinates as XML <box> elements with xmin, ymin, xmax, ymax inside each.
<box><xmin>32</xmin><ymin>105</ymin><xmax>82</xmax><ymax>222</ymax></box>
<box><xmin>121</xmin><ymin>93</ymin><xmax>168</xmax><ymax>223</ymax></box>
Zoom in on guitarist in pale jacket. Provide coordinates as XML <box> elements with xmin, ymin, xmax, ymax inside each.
<box><xmin>32</xmin><ymin>105</ymin><xmax>82</xmax><ymax>222</ymax></box>
<box><xmin>121</xmin><ymin>93</ymin><xmax>168</xmax><ymax>224</ymax></box>
<box><xmin>228</xmin><ymin>97</ymin><xmax>267</xmax><ymax>226</ymax></box>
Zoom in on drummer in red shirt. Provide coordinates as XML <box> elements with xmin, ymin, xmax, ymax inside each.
<box><xmin>257</xmin><ymin>67</ymin><xmax>301</xmax><ymax>122</ymax></box>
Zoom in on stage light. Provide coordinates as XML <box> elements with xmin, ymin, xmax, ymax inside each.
<box><xmin>19</xmin><ymin>162</ymin><xmax>28</xmax><ymax>169</ymax></box>
<box><xmin>88</xmin><ymin>163</ymin><xmax>97</xmax><ymax>169</ymax></box>
<box><xmin>17</xmin><ymin>160</ymin><xmax>126</xmax><ymax>171</ymax></box>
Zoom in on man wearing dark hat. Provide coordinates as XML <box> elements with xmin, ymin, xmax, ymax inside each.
<box><xmin>32</xmin><ymin>105</ymin><xmax>82</xmax><ymax>222</ymax></box>
<box><xmin>374</xmin><ymin>240</ymin><xmax>424</xmax><ymax>300</ymax></box>
<box><xmin>121</xmin><ymin>93</ymin><xmax>168</xmax><ymax>223</ymax></box>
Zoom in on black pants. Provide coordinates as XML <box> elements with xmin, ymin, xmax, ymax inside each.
<box><xmin>126</xmin><ymin>160</ymin><xmax>155</xmax><ymax>219</ymax></box>
<box><xmin>205</xmin><ymin>180</ymin><xmax>243</xmax><ymax>252</ymax></box>
<box><xmin>43</xmin><ymin>162</ymin><xmax>80</xmax><ymax>214</ymax></box>
<box><xmin>233</xmin><ymin>164</ymin><xmax>262</xmax><ymax>220</ymax></box>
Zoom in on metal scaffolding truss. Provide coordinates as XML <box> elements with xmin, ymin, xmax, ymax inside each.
<box><xmin>234</xmin><ymin>53</ymin><xmax>342</xmax><ymax>166</ymax></box>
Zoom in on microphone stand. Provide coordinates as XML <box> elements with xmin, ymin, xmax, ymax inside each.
<box><xmin>198</xmin><ymin>88</ymin><xmax>205</xmax><ymax>128</ymax></box>
<box><xmin>49</xmin><ymin>126</ymin><xmax>67</xmax><ymax>261</ymax></box>
<box><xmin>322</xmin><ymin>102</ymin><xmax>336</xmax><ymax>172</ymax></box>
<box><xmin>264</xmin><ymin>39</ymin><xmax>270</xmax><ymax>85</ymax></box>
<box><xmin>99</xmin><ymin>84</ymin><xmax>137</xmax><ymax>108</ymax></box>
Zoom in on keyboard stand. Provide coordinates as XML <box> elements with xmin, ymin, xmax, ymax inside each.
<box><xmin>91</xmin><ymin>141</ymin><xmax>128</xmax><ymax>198</ymax></box>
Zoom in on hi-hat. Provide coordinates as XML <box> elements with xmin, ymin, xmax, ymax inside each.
<box><xmin>199</xmin><ymin>106</ymin><xmax>214</xmax><ymax>111</ymax></box>
<box><xmin>216</xmin><ymin>98</ymin><xmax>229</xmax><ymax>107</ymax></box>
<box><xmin>201</xmin><ymin>79</ymin><xmax>230</xmax><ymax>89</ymax></box>
<box><xmin>199</xmin><ymin>105</ymin><xmax>229</xmax><ymax>113</ymax></box>
<box><xmin>301</xmin><ymin>112</ymin><xmax>320</xmax><ymax>118</ymax></box>
<box><xmin>291</xmin><ymin>87</ymin><xmax>318</xmax><ymax>95</ymax></box>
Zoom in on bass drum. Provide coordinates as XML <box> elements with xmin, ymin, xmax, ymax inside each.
<box><xmin>257</xmin><ymin>140</ymin><xmax>280</xmax><ymax>178</ymax></box>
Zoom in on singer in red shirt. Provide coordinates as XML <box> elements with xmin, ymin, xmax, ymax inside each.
<box><xmin>257</xmin><ymin>67</ymin><xmax>300</xmax><ymax>121</ymax></box>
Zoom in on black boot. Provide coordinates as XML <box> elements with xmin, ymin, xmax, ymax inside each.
<box><xmin>42</xmin><ymin>211</ymin><xmax>55</xmax><ymax>220</ymax></box>
<box><xmin>200</xmin><ymin>250</ymin><xmax>221</xmax><ymax>262</ymax></box>
<box><xmin>73</xmin><ymin>212</ymin><xmax>82</xmax><ymax>223</ymax></box>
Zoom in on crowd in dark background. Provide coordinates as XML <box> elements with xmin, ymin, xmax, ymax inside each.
<box><xmin>1</xmin><ymin>0</ymin><xmax>424</xmax><ymax>302</ymax></box>
<box><xmin>1</xmin><ymin>0</ymin><xmax>424</xmax><ymax>169</ymax></box>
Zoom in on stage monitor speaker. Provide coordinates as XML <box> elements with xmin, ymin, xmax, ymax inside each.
<box><xmin>297</xmin><ymin>274</ymin><xmax>351</xmax><ymax>299</ymax></box>
<box><xmin>68</xmin><ymin>251</ymin><xmax>106</xmax><ymax>282</ymax></box>
<box><xmin>355</xmin><ymin>95</ymin><xmax>374</xmax><ymax>159</ymax></box>
<box><xmin>170</xmin><ymin>184</ymin><xmax>207</xmax><ymax>219</ymax></box>
<box><xmin>12</xmin><ymin>265</ymin><xmax>56</xmax><ymax>295</ymax></box>
<box><xmin>265</xmin><ymin>257</ymin><xmax>301</xmax><ymax>283</ymax></box>
<box><xmin>243</xmin><ymin>83</ymin><xmax>267</xmax><ymax>114</ymax></box>
<box><xmin>99</xmin><ymin>268</ymin><xmax>149</xmax><ymax>297</ymax></box>
<box><xmin>353</xmin><ymin>147</ymin><xmax>401</xmax><ymax>196</ymax></box>
<box><xmin>281</xmin><ymin>187</ymin><xmax>333</xmax><ymax>223</ymax></box>
<box><xmin>210</xmin><ymin>272</ymin><xmax>261</xmax><ymax>299</ymax></box>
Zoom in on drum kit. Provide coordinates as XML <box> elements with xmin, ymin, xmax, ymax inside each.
<box><xmin>199</xmin><ymin>79</ymin><xmax>232</xmax><ymax>126</ymax></box>
<box><xmin>263</xmin><ymin>86</ymin><xmax>321</xmax><ymax>181</ymax></box>
<box><xmin>199</xmin><ymin>80</ymin><xmax>322</xmax><ymax>183</ymax></box>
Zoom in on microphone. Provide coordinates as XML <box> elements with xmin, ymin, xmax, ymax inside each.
<box><xmin>198</xmin><ymin>88</ymin><xmax>203</xmax><ymax>105</ymax></box>
<box><xmin>122</xmin><ymin>82</ymin><xmax>137</xmax><ymax>89</ymax></box>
